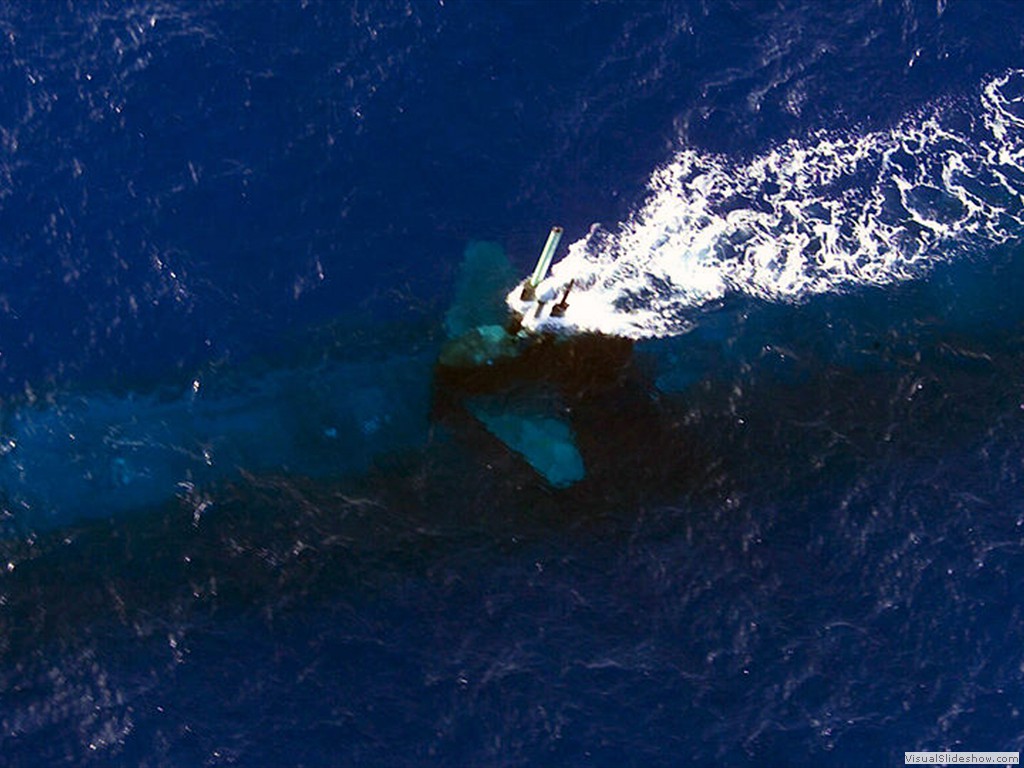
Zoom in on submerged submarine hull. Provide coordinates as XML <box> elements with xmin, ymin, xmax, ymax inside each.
<box><xmin>434</xmin><ymin>330</ymin><xmax>635</xmax><ymax>406</ymax></box>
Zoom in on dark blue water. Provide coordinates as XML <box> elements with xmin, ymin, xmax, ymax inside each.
<box><xmin>2</xmin><ymin>1</ymin><xmax>1024</xmax><ymax>765</ymax></box>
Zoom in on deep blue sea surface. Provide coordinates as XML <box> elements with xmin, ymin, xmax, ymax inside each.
<box><xmin>2</xmin><ymin>1</ymin><xmax>1024</xmax><ymax>765</ymax></box>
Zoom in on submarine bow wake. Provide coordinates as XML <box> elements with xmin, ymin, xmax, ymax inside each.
<box><xmin>508</xmin><ymin>70</ymin><xmax>1024</xmax><ymax>340</ymax></box>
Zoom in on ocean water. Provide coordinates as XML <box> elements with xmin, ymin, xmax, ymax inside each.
<box><xmin>1</xmin><ymin>1</ymin><xmax>1024</xmax><ymax>765</ymax></box>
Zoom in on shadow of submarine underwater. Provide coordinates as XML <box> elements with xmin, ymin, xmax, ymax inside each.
<box><xmin>0</xmin><ymin>232</ymin><xmax>704</xmax><ymax>538</ymax></box>
<box><xmin>1</xmin><ymin>228</ymin><xmax>1017</xmax><ymax>540</ymax></box>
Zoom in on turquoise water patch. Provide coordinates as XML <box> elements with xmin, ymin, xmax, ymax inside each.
<box><xmin>444</xmin><ymin>241</ymin><xmax>516</xmax><ymax>338</ymax></box>
<box><xmin>0</xmin><ymin>349</ymin><xmax>436</xmax><ymax>535</ymax></box>
<box><xmin>467</xmin><ymin>397</ymin><xmax>585</xmax><ymax>488</ymax></box>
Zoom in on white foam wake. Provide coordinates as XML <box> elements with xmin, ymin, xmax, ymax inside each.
<box><xmin>510</xmin><ymin>70</ymin><xmax>1024</xmax><ymax>338</ymax></box>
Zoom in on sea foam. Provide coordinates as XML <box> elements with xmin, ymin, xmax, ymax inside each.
<box><xmin>509</xmin><ymin>70</ymin><xmax>1024</xmax><ymax>338</ymax></box>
